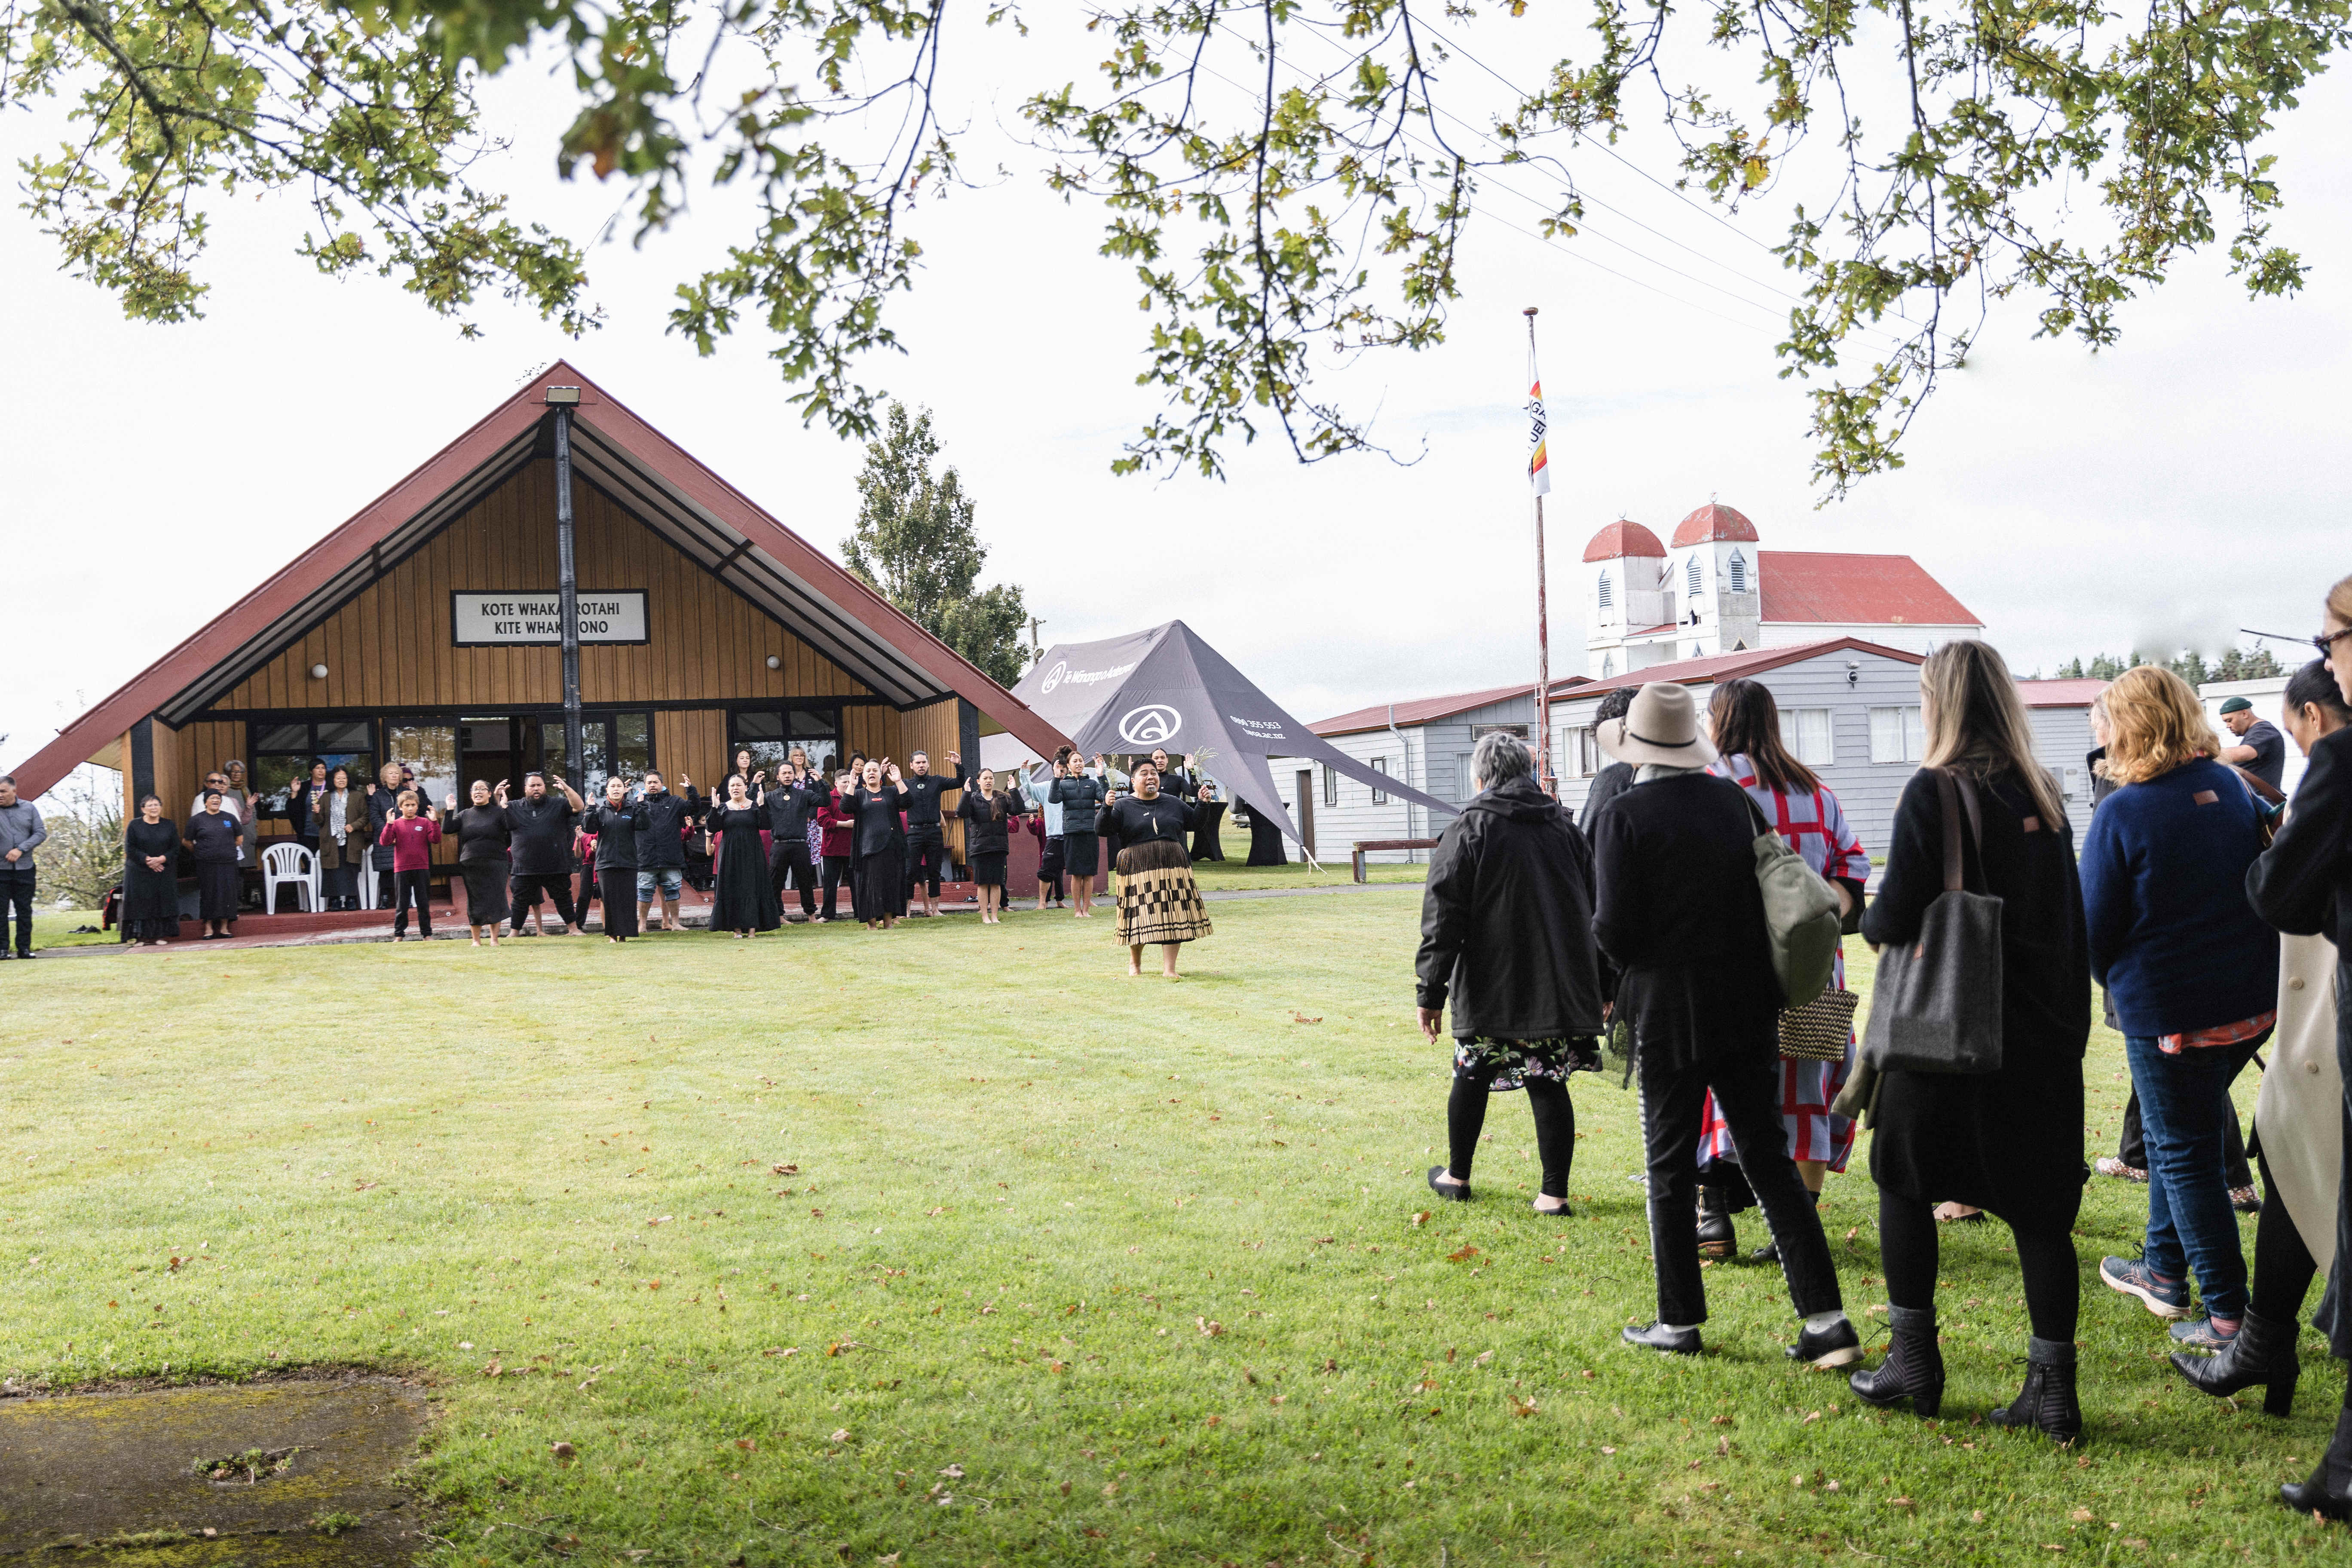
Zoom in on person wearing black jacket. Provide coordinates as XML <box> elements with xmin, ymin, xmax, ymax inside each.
<box><xmin>2247</xmin><ymin>578</ymin><xmax>2352</xmax><ymax>1519</ymax></box>
<box><xmin>956</xmin><ymin>767</ymin><xmax>1021</xmax><ymax>924</ymax></box>
<box><xmin>897</xmin><ymin>750</ymin><xmax>971</xmax><ymax>918</ymax></box>
<box><xmin>849</xmin><ymin>760</ymin><xmax>911</xmax><ymax>929</ymax></box>
<box><xmin>765</xmin><ymin>764</ymin><xmax>828</xmax><ymax>922</ymax></box>
<box><xmin>579</xmin><ymin>778</ymin><xmax>652</xmax><ymax>942</ymax></box>
<box><xmin>366</xmin><ymin>762</ymin><xmax>408</xmax><ymax>911</ymax></box>
<box><xmin>444</xmin><ymin>780</ymin><xmax>514</xmax><ymax>945</ymax></box>
<box><xmin>631</xmin><ymin>770</ymin><xmax>702</xmax><ymax>933</ymax></box>
<box><xmin>1050</xmin><ymin>757</ymin><xmax>1112</xmax><ymax>919</ymax></box>
<box><xmin>503</xmin><ymin>773</ymin><xmax>586</xmax><ymax>935</ymax></box>
<box><xmin>1587</xmin><ymin>681</ymin><xmax>1856</xmax><ymax>1369</ymax></box>
<box><xmin>1147</xmin><ymin>749</ymin><xmax>1197</xmax><ymax>799</ymax></box>
<box><xmin>1578</xmin><ymin>688</ymin><xmax>1636</xmax><ymax>830</ymax></box>
<box><xmin>1414</xmin><ymin>731</ymin><xmax>1602</xmax><ymax>1215</ymax></box>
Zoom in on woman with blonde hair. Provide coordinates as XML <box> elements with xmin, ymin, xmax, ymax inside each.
<box><xmin>1848</xmin><ymin>641</ymin><xmax>2092</xmax><ymax>1438</ymax></box>
<box><xmin>2081</xmin><ymin>665</ymin><xmax>2275</xmax><ymax>1350</ymax></box>
<box><xmin>2247</xmin><ymin>574</ymin><xmax>2352</xmax><ymax>1517</ymax></box>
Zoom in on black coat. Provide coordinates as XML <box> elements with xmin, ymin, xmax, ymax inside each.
<box><xmin>851</xmin><ymin>784</ymin><xmax>908</xmax><ymax>858</ymax></box>
<box><xmin>581</xmin><ymin>802</ymin><xmax>652</xmax><ymax>871</ymax></box>
<box><xmin>957</xmin><ymin>790</ymin><xmax>1021</xmax><ymax>858</ymax></box>
<box><xmin>1589</xmin><ymin>770</ymin><xmax>1782</xmax><ymax>1070</ymax></box>
<box><xmin>764</xmin><ymin>778</ymin><xmax>827</xmax><ymax>841</ymax></box>
<box><xmin>1578</xmin><ymin>761</ymin><xmax>1634</xmax><ymax>832</ymax></box>
<box><xmin>1416</xmin><ymin>775</ymin><xmax>1603</xmax><ymax>1042</ymax></box>
<box><xmin>1050</xmin><ymin>775</ymin><xmax>1107</xmax><ymax>834</ymax></box>
<box><xmin>633</xmin><ymin>788</ymin><xmax>701</xmax><ymax>869</ymax></box>
<box><xmin>2249</xmin><ymin>725</ymin><xmax>2352</xmax><ymax>949</ymax></box>
<box><xmin>1861</xmin><ymin>766</ymin><xmax>2091</xmax><ymax>1222</ymax></box>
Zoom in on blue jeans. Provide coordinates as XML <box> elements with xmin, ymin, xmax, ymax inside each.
<box><xmin>634</xmin><ymin>867</ymin><xmax>683</xmax><ymax>901</ymax></box>
<box><xmin>2125</xmin><ymin>1032</ymin><xmax>2263</xmax><ymax>1320</ymax></box>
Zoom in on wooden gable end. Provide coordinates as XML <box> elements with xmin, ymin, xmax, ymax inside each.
<box><xmin>204</xmin><ymin>461</ymin><xmax>879</xmax><ymax>716</ymax></box>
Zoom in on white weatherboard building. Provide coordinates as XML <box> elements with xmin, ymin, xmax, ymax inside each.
<box><xmin>1581</xmin><ymin>503</ymin><xmax>1985</xmax><ymax>677</ymax></box>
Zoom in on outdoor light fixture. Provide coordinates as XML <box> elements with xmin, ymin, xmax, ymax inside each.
<box><xmin>311</xmin><ymin>663</ymin><xmax>330</xmax><ymax>680</ymax></box>
<box><xmin>1845</xmin><ymin>660</ymin><xmax>1861</xmax><ymax>689</ymax></box>
<box><xmin>543</xmin><ymin>386</ymin><xmax>582</xmax><ymax>406</ymax></box>
<box><xmin>766</xmin><ymin>654</ymin><xmax>782</xmax><ymax>670</ymax></box>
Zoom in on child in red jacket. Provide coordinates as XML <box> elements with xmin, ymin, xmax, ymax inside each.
<box><xmin>376</xmin><ymin>793</ymin><xmax>444</xmax><ymax>941</ymax></box>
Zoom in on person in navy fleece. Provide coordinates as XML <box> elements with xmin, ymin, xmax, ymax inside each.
<box><xmin>2081</xmin><ymin>665</ymin><xmax>2277</xmax><ymax>1348</ymax></box>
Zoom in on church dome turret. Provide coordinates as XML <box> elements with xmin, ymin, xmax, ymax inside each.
<box><xmin>1582</xmin><ymin>519</ymin><xmax>1667</xmax><ymax>563</ymax></box>
<box><xmin>1670</xmin><ymin>502</ymin><xmax>1760</xmax><ymax>546</ymax></box>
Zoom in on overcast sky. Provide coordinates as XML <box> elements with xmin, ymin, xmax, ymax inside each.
<box><xmin>5</xmin><ymin>11</ymin><xmax>2347</xmax><ymax>787</ymax></box>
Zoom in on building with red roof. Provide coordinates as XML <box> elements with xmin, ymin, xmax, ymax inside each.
<box><xmin>1579</xmin><ymin>502</ymin><xmax>1983</xmax><ymax>678</ymax></box>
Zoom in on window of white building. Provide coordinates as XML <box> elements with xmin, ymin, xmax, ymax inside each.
<box><xmin>1868</xmin><ymin>706</ymin><xmax>1926</xmax><ymax>763</ymax></box>
<box><xmin>1370</xmin><ymin>757</ymin><xmax>1390</xmax><ymax>804</ymax></box>
<box><xmin>1790</xmin><ymin>707</ymin><xmax>1834</xmax><ymax>765</ymax></box>
<box><xmin>1597</xmin><ymin>572</ymin><xmax>1613</xmax><ymax>609</ymax></box>
<box><xmin>1686</xmin><ymin>556</ymin><xmax>1703</xmax><ymax>597</ymax></box>
<box><xmin>1322</xmin><ymin>763</ymin><xmax>1337</xmax><ymax>807</ymax></box>
<box><xmin>1729</xmin><ymin>551</ymin><xmax>1748</xmax><ymax>592</ymax></box>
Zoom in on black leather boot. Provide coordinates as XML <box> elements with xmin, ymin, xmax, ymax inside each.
<box><xmin>2173</xmin><ymin>1308</ymin><xmax>2299</xmax><ymax>1416</ymax></box>
<box><xmin>1697</xmin><ymin>1185</ymin><xmax>1736</xmax><ymax>1261</ymax></box>
<box><xmin>1988</xmin><ymin>1335</ymin><xmax>2082</xmax><ymax>1442</ymax></box>
<box><xmin>1849</xmin><ymin>1305</ymin><xmax>1945</xmax><ymax>1417</ymax></box>
<box><xmin>2281</xmin><ymin>1402</ymin><xmax>2352</xmax><ymax>1519</ymax></box>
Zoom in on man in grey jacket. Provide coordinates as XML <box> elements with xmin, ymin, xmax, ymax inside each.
<box><xmin>0</xmin><ymin>775</ymin><xmax>47</xmax><ymax>958</ymax></box>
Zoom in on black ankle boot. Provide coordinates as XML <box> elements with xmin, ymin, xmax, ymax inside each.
<box><xmin>1850</xmin><ymin>1305</ymin><xmax>1945</xmax><ymax>1417</ymax></box>
<box><xmin>1988</xmin><ymin>1335</ymin><xmax>2082</xmax><ymax>1442</ymax></box>
<box><xmin>2281</xmin><ymin>1403</ymin><xmax>2352</xmax><ymax>1519</ymax></box>
<box><xmin>2173</xmin><ymin>1308</ymin><xmax>2299</xmax><ymax>1416</ymax></box>
<box><xmin>1697</xmin><ymin>1185</ymin><xmax>1736</xmax><ymax>1260</ymax></box>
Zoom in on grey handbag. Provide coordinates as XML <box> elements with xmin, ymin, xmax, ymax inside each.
<box><xmin>1859</xmin><ymin>769</ymin><xmax>2005</xmax><ymax>1075</ymax></box>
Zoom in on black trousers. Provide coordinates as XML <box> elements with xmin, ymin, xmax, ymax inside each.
<box><xmin>2120</xmin><ymin>1090</ymin><xmax>2253</xmax><ymax>1189</ymax></box>
<box><xmin>906</xmin><ymin>826</ymin><xmax>947</xmax><ymax>897</ymax></box>
<box><xmin>820</xmin><ymin>854</ymin><xmax>850</xmax><ymax>918</ymax></box>
<box><xmin>0</xmin><ymin>867</ymin><xmax>31</xmax><ymax>952</ymax></box>
<box><xmin>1639</xmin><ymin>1037</ymin><xmax>1843</xmax><ymax>1326</ymax></box>
<box><xmin>1879</xmin><ymin>1185</ymin><xmax>2080</xmax><ymax>1342</ymax></box>
<box><xmin>771</xmin><ymin>838</ymin><xmax>818</xmax><ymax>917</ymax></box>
<box><xmin>1447</xmin><ymin>1065</ymin><xmax>1575</xmax><ymax>1199</ymax></box>
<box><xmin>390</xmin><ymin>869</ymin><xmax>433</xmax><ymax>937</ymax></box>
<box><xmin>510</xmin><ymin>873</ymin><xmax>579</xmax><ymax>930</ymax></box>
<box><xmin>2250</xmin><ymin>1147</ymin><xmax>2321</xmax><ymax>1324</ymax></box>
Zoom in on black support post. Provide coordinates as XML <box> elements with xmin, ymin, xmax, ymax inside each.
<box><xmin>554</xmin><ymin>409</ymin><xmax>584</xmax><ymax>781</ymax></box>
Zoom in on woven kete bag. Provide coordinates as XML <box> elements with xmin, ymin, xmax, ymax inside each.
<box><xmin>1779</xmin><ymin>987</ymin><xmax>1861</xmax><ymax>1062</ymax></box>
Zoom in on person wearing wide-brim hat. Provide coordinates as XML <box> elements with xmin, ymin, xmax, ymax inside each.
<box><xmin>1585</xmin><ymin>681</ymin><xmax>1857</xmax><ymax>1366</ymax></box>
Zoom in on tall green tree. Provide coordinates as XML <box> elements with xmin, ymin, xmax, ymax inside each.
<box><xmin>842</xmin><ymin>403</ymin><xmax>1029</xmax><ymax>688</ymax></box>
<box><xmin>7</xmin><ymin>0</ymin><xmax>2342</xmax><ymax>492</ymax></box>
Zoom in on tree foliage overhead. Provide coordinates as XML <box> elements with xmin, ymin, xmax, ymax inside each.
<box><xmin>842</xmin><ymin>401</ymin><xmax>1030</xmax><ymax>689</ymax></box>
<box><xmin>2050</xmin><ymin>646</ymin><xmax>2285</xmax><ymax>682</ymax></box>
<box><xmin>7</xmin><ymin>0</ymin><xmax>2343</xmax><ymax>493</ymax></box>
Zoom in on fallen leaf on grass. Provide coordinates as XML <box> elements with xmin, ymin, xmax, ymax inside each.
<box><xmin>737</xmin><ymin>1438</ymin><xmax>758</xmax><ymax>1452</ymax></box>
<box><xmin>827</xmin><ymin>1341</ymin><xmax>865</xmax><ymax>1357</ymax></box>
<box><xmin>1509</xmin><ymin>1396</ymin><xmax>1539</xmax><ymax>1418</ymax></box>
<box><xmin>480</xmin><ymin>1359</ymin><xmax>503</xmax><ymax>1377</ymax></box>
<box><xmin>551</xmin><ymin>1441</ymin><xmax>576</xmax><ymax>1460</ymax></box>
<box><xmin>352</xmin><ymin>1181</ymin><xmax>379</xmax><ymax>1192</ymax></box>
<box><xmin>1197</xmin><ymin>1317</ymin><xmax>1224</xmax><ymax>1337</ymax></box>
<box><xmin>1411</xmin><ymin>1211</ymin><xmax>1431</xmax><ymax>1228</ymax></box>
<box><xmin>940</xmin><ymin>1464</ymin><xmax>964</xmax><ymax>1479</ymax></box>
<box><xmin>771</xmin><ymin>1162</ymin><xmax>800</xmax><ymax>1176</ymax></box>
<box><xmin>1446</xmin><ymin>1246</ymin><xmax>1480</xmax><ymax>1264</ymax></box>
<box><xmin>1473</xmin><ymin>1351</ymin><xmax>1494</xmax><ymax>1367</ymax></box>
<box><xmin>1292</xmin><ymin>1013</ymin><xmax>1322</xmax><ymax>1025</ymax></box>
<box><xmin>810</xmin><ymin>1208</ymin><xmax>824</xmax><ymax>1219</ymax></box>
<box><xmin>2070</xmin><ymin>1508</ymin><xmax>2094</xmax><ymax>1523</ymax></box>
<box><xmin>648</xmin><ymin>1216</ymin><xmax>672</xmax><ymax>1226</ymax></box>
<box><xmin>830</xmin><ymin>1428</ymin><xmax>851</xmax><ymax>1444</ymax></box>
<box><xmin>763</xmin><ymin>1347</ymin><xmax>799</xmax><ymax>1357</ymax></box>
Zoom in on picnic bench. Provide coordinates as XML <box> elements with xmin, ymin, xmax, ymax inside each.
<box><xmin>1352</xmin><ymin>839</ymin><xmax>1440</xmax><ymax>883</ymax></box>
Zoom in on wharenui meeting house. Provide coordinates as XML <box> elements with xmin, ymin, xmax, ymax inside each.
<box><xmin>10</xmin><ymin>364</ymin><xmax>1066</xmax><ymax>887</ymax></box>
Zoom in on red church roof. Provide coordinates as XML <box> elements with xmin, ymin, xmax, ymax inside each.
<box><xmin>1671</xmin><ymin>502</ymin><xmax>1760</xmax><ymax>546</ymax></box>
<box><xmin>1582</xmin><ymin>519</ymin><xmax>1666</xmax><ymax>562</ymax></box>
<box><xmin>1756</xmin><ymin>551</ymin><xmax>1981</xmax><ymax>628</ymax></box>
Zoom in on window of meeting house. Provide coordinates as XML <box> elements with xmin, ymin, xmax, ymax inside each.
<box><xmin>251</xmin><ymin>719</ymin><xmax>377</xmax><ymax>822</ymax></box>
<box><xmin>540</xmin><ymin>713</ymin><xmax>655</xmax><ymax>796</ymax></box>
<box><xmin>382</xmin><ymin>721</ymin><xmax>460</xmax><ymax>809</ymax></box>
<box><xmin>730</xmin><ymin>705</ymin><xmax>842</xmax><ymax>782</ymax></box>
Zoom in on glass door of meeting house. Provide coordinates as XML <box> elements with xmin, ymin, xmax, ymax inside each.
<box><xmin>478</xmin><ymin>713</ymin><xmax>652</xmax><ymax>798</ymax></box>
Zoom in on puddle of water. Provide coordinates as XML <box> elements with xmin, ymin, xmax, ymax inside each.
<box><xmin>0</xmin><ymin>1375</ymin><xmax>427</xmax><ymax>1563</ymax></box>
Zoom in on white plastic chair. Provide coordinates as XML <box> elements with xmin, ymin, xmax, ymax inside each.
<box><xmin>261</xmin><ymin>841</ymin><xmax>319</xmax><ymax>913</ymax></box>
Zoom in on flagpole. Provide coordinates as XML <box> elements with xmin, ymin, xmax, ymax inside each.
<box><xmin>1524</xmin><ymin>306</ymin><xmax>1553</xmax><ymax>792</ymax></box>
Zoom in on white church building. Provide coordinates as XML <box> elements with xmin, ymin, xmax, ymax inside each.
<box><xmin>1582</xmin><ymin>502</ymin><xmax>1984</xmax><ymax>677</ymax></box>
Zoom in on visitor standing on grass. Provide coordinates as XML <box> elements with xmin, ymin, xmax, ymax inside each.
<box><xmin>0</xmin><ymin>774</ymin><xmax>46</xmax><ymax>959</ymax></box>
<box><xmin>956</xmin><ymin>767</ymin><xmax>1021</xmax><ymax>924</ymax></box>
<box><xmin>1099</xmin><ymin>762</ymin><xmax>1209</xmax><ymax>978</ymax></box>
<box><xmin>1415</xmin><ymin>730</ymin><xmax>1601</xmax><ymax>1214</ymax></box>
<box><xmin>708</xmin><ymin>775</ymin><xmax>781</xmax><ymax>937</ymax></box>
<box><xmin>1846</xmin><ymin>640</ymin><xmax>2090</xmax><ymax>1441</ymax></box>
<box><xmin>365</xmin><ymin>763</ymin><xmax>406</xmax><ymax>911</ymax></box>
<box><xmin>314</xmin><ymin>765</ymin><xmax>368</xmax><ymax>910</ymax></box>
<box><xmin>184</xmin><ymin>788</ymin><xmax>242</xmax><ymax>940</ymax></box>
<box><xmin>632</xmin><ymin>770</ymin><xmax>701</xmax><ymax>933</ymax></box>
<box><xmin>445</xmin><ymin>781</ymin><xmax>513</xmax><ymax>946</ymax></box>
<box><xmin>580</xmin><ymin>778</ymin><xmax>652</xmax><ymax>943</ymax></box>
<box><xmin>2081</xmin><ymin>665</ymin><xmax>2276</xmax><ymax>1348</ymax></box>
<box><xmin>1051</xmin><ymin>755</ymin><xmax>1112</xmax><ymax>919</ymax></box>
<box><xmin>765</xmin><ymin>761</ymin><xmax>827</xmax><ymax>923</ymax></box>
<box><xmin>502</xmin><ymin>772</ymin><xmax>584</xmax><ymax>935</ymax></box>
<box><xmin>816</xmin><ymin>771</ymin><xmax>855</xmax><ymax>922</ymax></box>
<box><xmin>850</xmin><ymin>760</ymin><xmax>910</xmax><ymax>930</ymax></box>
<box><xmin>2244</xmin><ymin>574</ymin><xmax>2352</xmax><ymax>1520</ymax></box>
<box><xmin>1029</xmin><ymin>754</ymin><xmax>1070</xmax><ymax>911</ymax></box>
<box><xmin>377</xmin><ymin>790</ymin><xmax>443</xmax><ymax>942</ymax></box>
<box><xmin>1586</xmin><ymin>682</ymin><xmax>1857</xmax><ymax>1368</ymax></box>
<box><xmin>2174</xmin><ymin>659</ymin><xmax>2350</xmax><ymax>1418</ymax></box>
<box><xmin>1692</xmin><ymin>680</ymin><xmax>1870</xmax><ymax>1265</ymax></box>
<box><xmin>121</xmin><ymin>793</ymin><xmax>178</xmax><ymax>946</ymax></box>
<box><xmin>898</xmin><ymin>750</ymin><xmax>971</xmax><ymax>918</ymax></box>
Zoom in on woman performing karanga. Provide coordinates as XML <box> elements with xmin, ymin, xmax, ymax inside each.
<box><xmin>1097</xmin><ymin>761</ymin><xmax>1210</xmax><ymax>979</ymax></box>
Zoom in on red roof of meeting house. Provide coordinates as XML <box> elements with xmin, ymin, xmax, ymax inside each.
<box><xmin>1310</xmin><ymin>677</ymin><xmax>1591</xmax><ymax>739</ymax></box>
<box><xmin>1671</xmin><ymin>502</ymin><xmax>1761</xmax><ymax>547</ymax></box>
<box><xmin>1756</xmin><ymin>551</ymin><xmax>1982</xmax><ymax>628</ymax></box>
<box><xmin>1582</xmin><ymin>519</ymin><xmax>1667</xmax><ymax>562</ymax></box>
<box><xmin>6</xmin><ymin>361</ymin><xmax>1071</xmax><ymax>799</ymax></box>
<box><xmin>1559</xmin><ymin>637</ymin><xmax>1927</xmax><ymax>701</ymax></box>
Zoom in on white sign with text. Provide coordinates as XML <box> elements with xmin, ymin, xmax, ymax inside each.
<box><xmin>451</xmin><ymin>591</ymin><xmax>648</xmax><ymax>646</ymax></box>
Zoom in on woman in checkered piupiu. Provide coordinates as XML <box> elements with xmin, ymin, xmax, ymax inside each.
<box><xmin>1100</xmin><ymin>769</ymin><xmax>1211</xmax><ymax>977</ymax></box>
<box><xmin>1697</xmin><ymin>746</ymin><xmax>1870</xmax><ymax>1181</ymax></box>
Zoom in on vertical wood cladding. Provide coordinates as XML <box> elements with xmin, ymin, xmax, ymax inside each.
<box><xmin>217</xmin><ymin>460</ymin><xmax>881</xmax><ymax>712</ymax></box>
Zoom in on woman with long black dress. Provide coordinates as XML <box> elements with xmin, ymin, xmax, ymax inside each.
<box><xmin>183</xmin><ymin>790</ymin><xmax>242</xmax><ymax>939</ymax></box>
<box><xmin>709</xmin><ymin>776</ymin><xmax>781</xmax><ymax>937</ymax></box>
<box><xmin>1846</xmin><ymin>640</ymin><xmax>2092</xmax><ymax>1440</ymax></box>
<box><xmin>122</xmin><ymin>795</ymin><xmax>180</xmax><ymax>945</ymax></box>
<box><xmin>1097</xmin><ymin>762</ymin><xmax>1209</xmax><ymax>978</ymax></box>
<box><xmin>850</xmin><ymin>760</ymin><xmax>910</xmax><ymax>930</ymax></box>
<box><xmin>445</xmin><ymin>781</ymin><xmax>513</xmax><ymax>946</ymax></box>
<box><xmin>957</xmin><ymin>767</ymin><xmax>1021</xmax><ymax>924</ymax></box>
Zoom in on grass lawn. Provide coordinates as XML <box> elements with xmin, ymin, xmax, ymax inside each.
<box><xmin>1190</xmin><ymin>856</ymin><xmax>1427</xmax><ymax>892</ymax></box>
<box><xmin>0</xmin><ymin>893</ymin><xmax>2315</xmax><ymax>1565</ymax></box>
<box><xmin>18</xmin><ymin>907</ymin><xmax>114</xmax><ymax>949</ymax></box>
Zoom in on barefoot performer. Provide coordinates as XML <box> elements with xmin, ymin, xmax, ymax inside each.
<box><xmin>1097</xmin><ymin>760</ymin><xmax>1210</xmax><ymax>977</ymax></box>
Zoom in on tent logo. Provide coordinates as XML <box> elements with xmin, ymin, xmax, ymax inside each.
<box><xmin>1118</xmin><ymin>705</ymin><xmax>1183</xmax><ymax>746</ymax></box>
<box><xmin>1040</xmin><ymin>660</ymin><xmax>1070</xmax><ymax>695</ymax></box>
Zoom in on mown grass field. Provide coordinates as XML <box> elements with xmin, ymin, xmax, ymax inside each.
<box><xmin>0</xmin><ymin>889</ymin><xmax>2317</xmax><ymax>1565</ymax></box>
